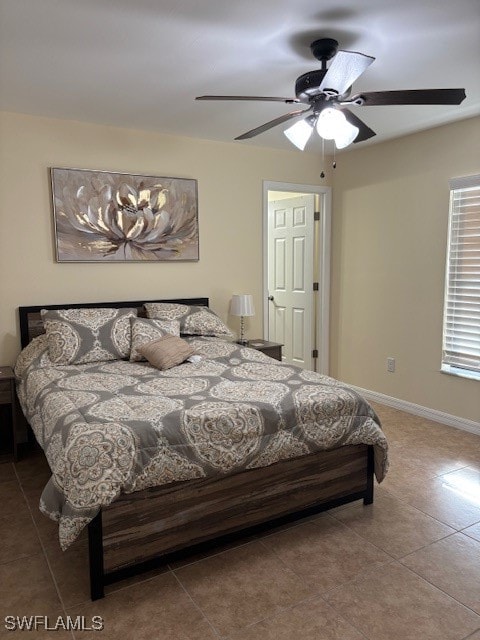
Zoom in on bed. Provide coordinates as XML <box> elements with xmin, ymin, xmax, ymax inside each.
<box><xmin>17</xmin><ymin>298</ymin><xmax>388</xmax><ymax>600</ymax></box>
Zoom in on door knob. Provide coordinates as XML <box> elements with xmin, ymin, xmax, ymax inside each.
<box><xmin>268</xmin><ymin>295</ymin><xmax>274</xmax><ymax>301</ymax></box>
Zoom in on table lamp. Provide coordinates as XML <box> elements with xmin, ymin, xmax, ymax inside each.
<box><xmin>230</xmin><ymin>294</ymin><xmax>255</xmax><ymax>345</ymax></box>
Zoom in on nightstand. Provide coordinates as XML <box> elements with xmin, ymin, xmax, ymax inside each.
<box><xmin>246</xmin><ymin>340</ymin><xmax>283</xmax><ymax>362</ymax></box>
<box><xmin>0</xmin><ymin>366</ymin><xmax>17</xmax><ymax>462</ymax></box>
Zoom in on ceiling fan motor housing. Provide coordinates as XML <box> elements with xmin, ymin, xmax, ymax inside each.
<box><xmin>310</xmin><ymin>38</ymin><xmax>339</xmax><ymax>61</ymax></box>
<box><xmin>295</xmin><ymin>70</ymin><xmax>328</xmax><ymax>101</ymax></box>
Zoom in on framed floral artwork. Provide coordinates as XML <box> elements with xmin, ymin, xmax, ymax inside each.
<box><xmin>50</xmin><ymin>168</ymin><xmax>199</xmax><ymax>262</ymax></box>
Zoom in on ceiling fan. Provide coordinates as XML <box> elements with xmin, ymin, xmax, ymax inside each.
<box><xmin>196</xmin><ymin>38</ymin><xmax>466</xmax><ymax>149</ymax></box>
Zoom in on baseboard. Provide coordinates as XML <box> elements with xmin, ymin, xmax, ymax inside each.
<box><xmin>349</xmin><ymin>385</ymin><xmax>480</xmax><ymax>437</ymax></box>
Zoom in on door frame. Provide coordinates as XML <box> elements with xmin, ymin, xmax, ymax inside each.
<box><xmin>263</xmin><ymin>181</ymin><xmax>331</xmax><ymax>375</ymax></box>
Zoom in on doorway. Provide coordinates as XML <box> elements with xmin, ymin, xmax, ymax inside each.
<box><xmin>263</xmin><ymin>181</ymin><xmax>331</xmax><ymax>373</ymax></box>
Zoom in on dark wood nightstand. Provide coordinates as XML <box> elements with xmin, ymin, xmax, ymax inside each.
<box><xmin>246</xmin><ymin>340</ymin><xmax>283</xmax><ymax>362</ymax></box>
<box><xmin>0</xmin><ymin>366</ymin><xmax>18</xmax><ymax>462</ymax></box>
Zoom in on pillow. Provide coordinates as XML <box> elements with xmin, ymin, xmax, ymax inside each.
<box><xmin>138</xmin><ymin>334</ymin><xmax>194</xmax><ymax>370</ymax></box>
<box><xmin>129</xmin><ymin>317</ymin><xmax>180</xmax><ymax>362</ymax></box>
<box><xmin>14</xmin><ymin>334</ymin><xmax>53</xmax><ymax>380</ymax></box>
<box><xmin>41</xmin><ymin>307</ymin><xmax>137</xmax><ymax>365</ymax></box>
<box><xmin>144</xmin><ymin>303</ymin><xmax>233</xmax><ymax>338</ymax></box>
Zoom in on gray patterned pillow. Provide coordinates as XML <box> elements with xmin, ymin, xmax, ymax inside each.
<box><xmin>130</xmin><ymin>317</ymin><xmax>180</xmax><ymax>362</ymax></box>
<box><xmin>41</xmin><ymin>307</ymin><xmax>137</xmax><ymax>365</ymax></box>
<box><xmin>144</xmin><ymin>303</ymin><xmax>233</xmax><ymax>338</ymax></box>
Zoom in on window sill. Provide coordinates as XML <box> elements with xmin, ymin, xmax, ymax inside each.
<box><xmin>441</xmin><ymin>365</ymin><xmax>480</xmax><ymax>382</ymax></box>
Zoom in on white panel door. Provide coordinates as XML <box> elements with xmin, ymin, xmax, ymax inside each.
<box><xmin>268</xmin><ymin>195</ymin><xmax>315</xmax><ymax>369</ymax></box>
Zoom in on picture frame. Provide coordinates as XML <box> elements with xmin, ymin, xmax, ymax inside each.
<box><xmin>50</xmin><ymin>167</ymin><xmax>199</xmax><ymax>262</ymax></box>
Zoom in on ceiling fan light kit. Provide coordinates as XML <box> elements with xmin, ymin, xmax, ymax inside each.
<box><xmin>196</xmin><ymin>37</ymin><xmax>466</xmax><ymax>150</ymax></box>
<box><xmin>284</xmin><ymin>117</ymin><xmax>315</xmax><ymax>150</ymax></box>
<box><xmin>316</xmin><ymin>107</ymin><xmax>359</xmax><ymax>148</ymax></box>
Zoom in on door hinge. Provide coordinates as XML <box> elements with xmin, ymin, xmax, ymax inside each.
<box><xmin>312</xmin><ymin>349</ymin><xmax>319</xmax><ymax>359</ymax></box>
<box><xmin>313</xmin><ymin>282</ymin><xmax>319</xmax><ymax>291</ymax></box>
<box><xmin>314</xmin><ymin>211</ymin><xmax>320</xmax><ymax>221</ymax></box>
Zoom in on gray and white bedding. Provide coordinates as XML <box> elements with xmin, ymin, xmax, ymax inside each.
<box><xmin>15</xmin><ymin>335</ymin><xmax>388</xmax><ymax>550</ymax></box>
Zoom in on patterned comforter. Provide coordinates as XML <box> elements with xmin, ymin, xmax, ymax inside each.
<box><xmin>15</xmin><ymin>335</ymin><xmax>388</xmax><ymax>550</ymax></box>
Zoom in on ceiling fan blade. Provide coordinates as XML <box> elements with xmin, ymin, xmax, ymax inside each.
<box><xmin>320</xmin><ymin>50</ymin><xmax>375</xmax><ymax>96</ymax></box>
<box><xmin>340</xmin><ymin>108</ymin><xmax>376</xmax><ymax>143</ymax></box>
<box><xmin>196</xmin><ymin>95</ymin><xmax>300</xmax><ymax>103</ymax></box>
<box><xmin>235</xmin><ymin>109</ymin><xmax>310</xmax><ymax>140</ymax></box>
<box><xmin>350</xmin><ymin>88</ymin><xmax>466</xmax><ymax>105</ymax></box>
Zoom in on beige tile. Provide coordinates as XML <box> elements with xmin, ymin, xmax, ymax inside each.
<box><xmin>463</xmin><ymin>522</ymin><xmax>480</xmax><ymax>543</ymax></box>
<box><xmin>381</xmin><ymin>455</ymin><xmax>436</xmax><ymax>498</ymax></box>
<box><xmin>19</xmin><ymin>473</ymin><xmax>51</xmax><ymax>494</ymax></box>
<box><xmin>0</xmin><ymin>555</ymin><xmax>62</xmax><ymax>619</ymax></box>
<box><xmin>392</xmin><ymin>440</ymin><xmax>472</xmax><ymax>477</ymax></box>
<box><xmin>32</xmin><ymin>507</ymin><xmax>62</xmax><ymax>545</ymax></box>
<box><xmin>22</xmin><ymin>483</ymin><xmax>61</xmax><ymax>543</ymax></box>
<box><xmin>441</xmin><ymin>432</ymin><xmax>480</xmax><ymax>459</ymax></box>
<box><xmin>0</xmin><ymin>462</ymin><xmax>16</xmax><ymax>484</ymax></box>
<box><xmin>401</xmin><ymin>533</ymin><xmax>480</xmax><ymax>613</ymax></box>
<box><xmin>333</xmin><ymin>490</ymin><xmax>455</xmax><ymax>558</ymax></box>
<box><xmin>15</xmin><ymin>452</ymin><xmax>51</xmax><ymax>492</ymax></box>
<box><xmin>403</xmin><ymin>469</ymin><xmax>480</xmax><ymax>530</ymax></box>
<box><xmin>264</xmin><ymin>518</ymin><xmax>390</xmax><ymax>592</ymax></box>
<box><xmin>0</xmin><ymin>480</ymin><xmax>28</xmax><ymax>516</ymax></box>
<box><xmin>44</xmin><ymin>540</ymin><xmax>90</xmax><ymax>607</ymax></box>
<box><xmin>463</xmin><ymin>631</ymin><xmax>480</xmax><ymax>639</ymax></box>
<box><xmin>0</xmin><ymin>510</ymin><xmax>42</xmax><ymax>565</ymax></box>
<box><xmin>174</xmin><ymin>540</ymin><xmax>313</xmax><ymax>637</ymax></box>
<box><xmin>325</xmin><ymin>561</ymin><xmax>480</xmax><ymax>640</ymax></box>
<box><xmin>69</xmin><ymin>571</ymin><xmax>216</xmax><ymax>640</ymax></box>
<box><xmin>227</xmin><ymin>595</ymin><xmax>365</xmax><ymax>640</ymax></box>
<box><xmin>439</xmin><ymin>466</ymin><xmax>480</xmax><ymax>494</ymax></box>
<box><xmin>373</xmin><ymin>408</ymin><xmax>468</xmax><ymax>455</ymax></box>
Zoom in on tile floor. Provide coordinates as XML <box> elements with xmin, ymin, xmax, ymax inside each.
<box><xmin>1</xmin><ymin>402</ymin><xmax>480</xmax><ymax>639</ymax></box>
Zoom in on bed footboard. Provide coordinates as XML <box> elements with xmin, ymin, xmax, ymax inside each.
<box><xmin>88</xmin><ymin>444</ymin><xmax>375</xmax><ymax>600</ymax></box>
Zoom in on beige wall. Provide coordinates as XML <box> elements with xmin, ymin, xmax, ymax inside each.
<box><xmin>0</xmin><ymin>111</ymin><xmax>325</xmax><ymax>366</ymax></box>
<box><xmin>331</xmin><ymin>116</ymin><xmax>480</xmax><ymax>422</ymax></box>
<box><xmin>2</xmin><ymin>110</ymin><xmax>478</xmax><ymax>422</ymax></box>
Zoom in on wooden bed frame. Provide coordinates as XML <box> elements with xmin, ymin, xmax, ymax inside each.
<box><xmin>18</xmin><ymin>298</ymin><xmax>374</xmax><ymax>601</ymax></box>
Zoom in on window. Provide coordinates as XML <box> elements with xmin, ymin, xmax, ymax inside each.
<box><xmin>442</xmin><ymin>174</ymin><xmax>480</xmax><ymax>380</ymax></box>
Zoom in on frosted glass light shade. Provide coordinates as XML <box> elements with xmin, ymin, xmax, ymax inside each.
<box><xmin>316</xmin><ymin>107</ymin><xmax>359</xmax><ymax>149</ymax></box>
<box><xmin>316</xmin><ymin>108</ymin><xmax>346</xmax><ymax>140</ymax></box>
<box><xmin>334</xmin><ymin>120</ymin><xmax>359</xmax><ymax>148</ymax></box>
<box><xmin>230</xmin><ymin>294</ymin><xmax>255</xmax><ymax>317</ymax></box>
<box><xmin>284</xmin><ymin>119</ymin><xmax>314</xmax><ymax>150</ymax></box>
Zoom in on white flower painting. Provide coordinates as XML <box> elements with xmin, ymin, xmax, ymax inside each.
<box><xmin>51</xmin><ymin>168</ymin><xmax>199</xmax><ymax>262</ymax></box>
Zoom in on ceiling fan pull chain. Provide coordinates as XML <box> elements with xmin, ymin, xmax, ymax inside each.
<box><xmin>320</xmin><ymin>137</ymin><xmax>326</xmax><ymax>178</ymax></box>
<box><xmin>332</xmin><ymin>143</ymin><xmax>337</xmax><ymax>169</ymax></box>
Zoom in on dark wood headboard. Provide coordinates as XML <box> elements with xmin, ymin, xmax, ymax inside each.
<box><xmin>19</xmin><ymin>298</ymin><xmax>209</xmax><ymax>348</ymax></box>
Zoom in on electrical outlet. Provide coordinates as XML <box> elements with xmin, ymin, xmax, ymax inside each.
<box><xmin>387</xmin><ymin>357</ymin><xmax>395</xmax><ymax>373</ymax></box>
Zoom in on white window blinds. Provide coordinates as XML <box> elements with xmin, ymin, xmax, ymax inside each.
<box><xmin>442</xmin><ymin>174</ymin><xmax>480</xmax><ymax>379</ymax></box>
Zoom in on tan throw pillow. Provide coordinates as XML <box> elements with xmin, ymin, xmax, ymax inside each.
<box><xmin>129</xmin><ymin>317</ymin><xmax>180</xmax><ymax>362</ymax></box>
<box><xmin>138</xmin><ymin>335</ymin><xmax>194</xmax><ymax>370</ymax></box>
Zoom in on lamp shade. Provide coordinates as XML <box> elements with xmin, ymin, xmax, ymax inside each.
<box><xmin>284</xmin><ymin>119</ymin><xmax>314</xmax><ymax>150</ymax></box>
<box><xmin>230</xmin><ymin>294</ymin><xmax>255</xmax><ymax>317</ymax></box>
<box><xmin>334</xmin><ymin>120</ymin><xmax>359</xmax><ymax>149</ymax></box>
<box><xmin>316</xmin><ymin>107</ymin><xmax>347</xmax><ymax>140</ymax></box>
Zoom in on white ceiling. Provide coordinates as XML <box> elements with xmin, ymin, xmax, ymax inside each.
<box><xmin>1</xmin><ymin>0</ymin><xmax>479</xmax><ymax>152</ymax></box>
